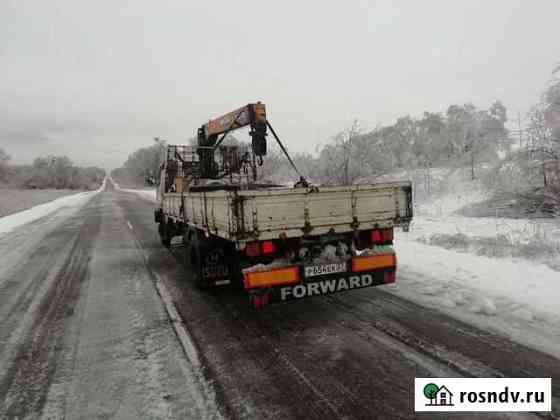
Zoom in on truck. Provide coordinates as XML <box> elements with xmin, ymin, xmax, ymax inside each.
<box><xmin>154</xmin><ymin>103</ymin><xmax>412</xmax><ymax>309</ymax></box>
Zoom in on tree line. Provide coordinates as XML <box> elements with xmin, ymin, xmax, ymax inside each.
<box><xmin>113</xmin><ymin>63</ymin><xmax>559</xmax><ymax>212</ymax></box>
<box><xmin>0</xmin><ymin>151</ymin><xmax>105</xmax><ymax>190</ymax></box>
<box><xmin>262</xmin><ymin>101</ymin><xmax>509</xmax><ymax>188</ymax></box>
<box><xmin>482</xmin><ymin>65</ymin><xmax>560</xmax><ymax>211</ymax></box>
<box><xmin>110</xmin><ymin>143</ymin><xmax>162</xmax><ymax>187</ymax></box>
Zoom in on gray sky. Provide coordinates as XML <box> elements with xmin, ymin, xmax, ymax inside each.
<box><xmin>1</xmin><ymin>0</ymin><xmax>559</xmax><ymax>169</ymax></box>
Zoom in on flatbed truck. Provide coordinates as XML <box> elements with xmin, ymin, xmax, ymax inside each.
<box><xmin>155</xmin><ymin>103</ymin><xmax>412</xmax><ymax>309</ymax></box>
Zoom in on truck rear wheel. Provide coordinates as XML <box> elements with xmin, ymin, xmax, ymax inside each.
<box><xmin>186</xmin><ymin>232</ymin><xmax>208</xmax><ymax>289</ymax></box>
<box><xmin>158</xmin><ymin>222</ymin><xmax>171</xmax><ymax>248</ymax></box>
<box><xmin>189</xmin><ymin>245</ymin><xmax>209</xmax><ymax>289</ymax></box>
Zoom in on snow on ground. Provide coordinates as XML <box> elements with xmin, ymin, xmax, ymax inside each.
<box><xmin>0</xmin><ymin>178</ymin><xmax>106</xmax><ymax>237</ymax></box>
<box><xmin>407</xmin><ymin>212</ymin><xmax>560</xmax><ymax>270</ymax></box>
<box><xmin>389</xmin><ymin>236</ymin><xmax>560</xmax><ymax>358</ymax></box>
<box><xmin>396</xmin><ymin>233</ymin><xmax>560</xmax><ymax>319</ymax></box>
<box><xmin>409</xmin><ymin>212</ymin><xmax>559</xmax><ymax>242</ymax></box>
<box><xmin>120</xmin><ymin>188</ymin><xmax>157</xmax><ymax>202</ymax></box>
<box><xmin>404</xmin><ymin>167</ymin><xmax>560</xmax><ymax>271</ymax></box>
<box><xmin>0</xmin><ymin>188</ymin><xmax>80</xmax><ymax>217</ymax></box>
<box><xmin>111</xmin><ymin>178</ymin><xmax>157</xmax><ymax>202</ymax></box>
<box><xmin>389</xmin><ymin>169</ymin><xmax>560</xmax><ymax>357</ymax></box>
<box><xmin>412</xmin><ymin>179</ymin><xmax>559</xmax><ymax>246</ymax></box>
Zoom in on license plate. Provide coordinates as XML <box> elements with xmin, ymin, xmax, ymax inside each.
<box><xmin>304</xmin><ymin>262</ymin><xmax>346</xmax><ymax>278</ymax></box>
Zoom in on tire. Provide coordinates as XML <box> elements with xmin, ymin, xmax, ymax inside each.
<box><xmin>188</xmin><ymin>234</ymin><xmax>207</xmax><ymax>289</ymax></box>
<box><xmin>158</xmin><ymin>222</ymin><xmax>171</xmax><ymax>248</ymax></box>
<box><xmin>182</xmin><ymin>227</ymin><xmax>191</xmax><ymax>246</ymax></box>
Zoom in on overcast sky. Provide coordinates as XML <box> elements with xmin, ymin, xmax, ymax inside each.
<box><xmin>1</xmin><ymin>0</ymin><xmax>559</xmax><ymax>169</ymax></box>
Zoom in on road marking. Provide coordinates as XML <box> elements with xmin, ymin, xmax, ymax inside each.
<box><xmin>154</xmin><ymin>281</ymin><xmax>201</xmax><ymax>368</ymax></box>
<box><xmin>128</xmin><ymin>231</ymin><xmax>201</xmax><ymax>369</ymax></box>
<box><xmin>126</xmin><ymin>221</ymin><xmax>133</xmax><ymax>230</ymax></box>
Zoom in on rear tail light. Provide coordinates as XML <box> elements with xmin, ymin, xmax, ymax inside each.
<box><xmin>382</xmin><ymin>228</ymin><xmax>393</xmax><ymax>242</ymax></box>
<box><xmin>245</xmin><ymin>240</ymin><xmax>277</xmax><ymax>257</ymax></box>
<box><xmin>262</xmin><ymin>241</ymin><xmax>276</xmax><ymax>255</ymax></box>
<box><xmin>371</xmin><ymin>228</ymin><xmax>393</xmax><ymax>244</ymax></box>
<box><xmin>371</xmin><ymin>230</ymin><xmax>382</xmax><ymax>243</ymax></box>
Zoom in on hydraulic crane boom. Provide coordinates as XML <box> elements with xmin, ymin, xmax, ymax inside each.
<box><xmin>202</xmin><ymin>103</ymin><xmax>267</xmax><ymax>138</ymax></box>
<box><xmin>197</xmin><ymin>102</ymin><xmax>268</xmax><ymax>156</ymax></box>
<box><xmin>196</xmin><ymin>103</ymin><xmax>268</xmax><ymax>180</ymax></box>
<box><xmin>191</xmin><ymin>102</ymin><xmax>306</xmax><ymax>183</ymax></box>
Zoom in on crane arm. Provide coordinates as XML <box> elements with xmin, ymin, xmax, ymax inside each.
<box><xmin>204</xmin><ymin>103</ymin><xmax>266</xmax><ymax>138</ymax></box>
<box><xmin>195</xmin><ymin>102</ymin><xmax>306</xmax><ymax>183</ymax></box>
<box><xmin>198</xmin><ymin>103</ymin><xmax>267</xmax><ymax>150</ymax></box>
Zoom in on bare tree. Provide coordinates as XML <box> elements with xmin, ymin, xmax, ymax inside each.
<box><xmin>317</xmin><ymin>119</ymin><xmax>378</xmax><ymax>185</ymax></box>
<box><xmin>527</xmin><ymin>103</ymin><xmax>555</xmax><ymax>188</ymax></box>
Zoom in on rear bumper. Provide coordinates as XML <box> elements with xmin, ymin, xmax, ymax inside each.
<box><xmin>271</xmin><ymin>267</ymin><xmax>395</xmax><ymax>302</ymax></box>
<box><xmin>244</xmin><ymin>254</ymin><xmax>397</xmax><ymax>309</ymax></box>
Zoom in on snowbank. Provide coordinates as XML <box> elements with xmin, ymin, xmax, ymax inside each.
<box><xmin>0</xmin><ymin>188</ymin><xmax>80</xmax><ymax>217</ymax></box>
<box><xmin>111</xmin><ymin>178</ymin><xmax>157</xmax><ymax>202</ymax></box>
<box><xmin>404</xmin><ymin>165</ymin><xmax>560</xmax><ymax>268</ymax></box>
<box><xmin>120</xmin><ymin>188</ymin><xmax>157</xmax><ymax>202</ymax></box>
<box><xmin>389</xmin><ymin>235</ymin><xmax>560</xmax><ymax>357</ymax></box>
<box><xmin>0</xmin><ymin>178</ymin><xmax>106</xmax><ymax>236</ymax></box>
<box><xmin>388</xmin><ymin>171</ymin><xmax>560</xmax><ymax>357</ymax></box>
<box><xmin>395</xmin><ymin>236</ymin><xmax>560</xmax><ymax>317</ymax></box>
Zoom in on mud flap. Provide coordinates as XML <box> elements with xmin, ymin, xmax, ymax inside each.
<box><xmin>249</xmin><ymin>290</ymin><xmax>271</xmax><ymax>311</ymax></box>
<box><xmin>190</xmin><ymin>235</ymin><xmax>236</xmax><ymax>288</ymax></box>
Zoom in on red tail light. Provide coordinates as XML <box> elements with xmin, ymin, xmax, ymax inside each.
<box><xmin>245</xmin><ymin>240</ymin><xmax>276</xmax><ymax>257</ymax></box>
<box><xmin>382</xmin><ymin>228</ymin><xmax>393</xmax><ymax>242</ymax></box>
<box><xmin>262</xmin><ymin>241</ymin><xmax>276</xmax><ymax>255</ymax></box>
<box><xmin>371</xmin><ymin>228</ymin><xmax>393</xmax><ymax>244</ymax></box>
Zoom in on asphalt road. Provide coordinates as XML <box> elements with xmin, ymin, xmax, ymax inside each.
<box><xmin>0</xmin><ymin>183</ymin><xmax>558</xmax><ymax>419</ymax></box>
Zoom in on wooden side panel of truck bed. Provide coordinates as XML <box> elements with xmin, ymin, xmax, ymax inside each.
<box><xmin>161</xmin><ymin>182</ymin><xmax>412</xmax><ymax>242</ymax></box>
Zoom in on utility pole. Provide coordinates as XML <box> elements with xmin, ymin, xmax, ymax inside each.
<box><xmin>471</xmin><ymin>148</ymin><xmax>475</xmax><ymax>180</ymax></box>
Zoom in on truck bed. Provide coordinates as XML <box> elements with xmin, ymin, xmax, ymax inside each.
<box><xmin>161</xmin><ymin>181</ymin><xmax>412</xmax><ymax>242</ymax></box>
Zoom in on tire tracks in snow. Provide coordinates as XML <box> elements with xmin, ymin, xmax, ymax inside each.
<box><xmin>325</xmin><ymin>292</ymin><xmax>559</xmax><ymax>419</ymax></box>
<box><xmin>0</xmin><ymin>207</ymin><xmax>99</xmax><ymax>419</ymax></box>
<box><xmin>124</xmin><ymin>215</ymin><xmax>223</xmax><ymax>419</ymax></box>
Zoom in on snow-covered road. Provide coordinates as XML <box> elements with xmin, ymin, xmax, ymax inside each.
<box><xmin>0</xmin><ymin>182</ymin><xmax>221</xmax><ymax>419</ymax></box>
